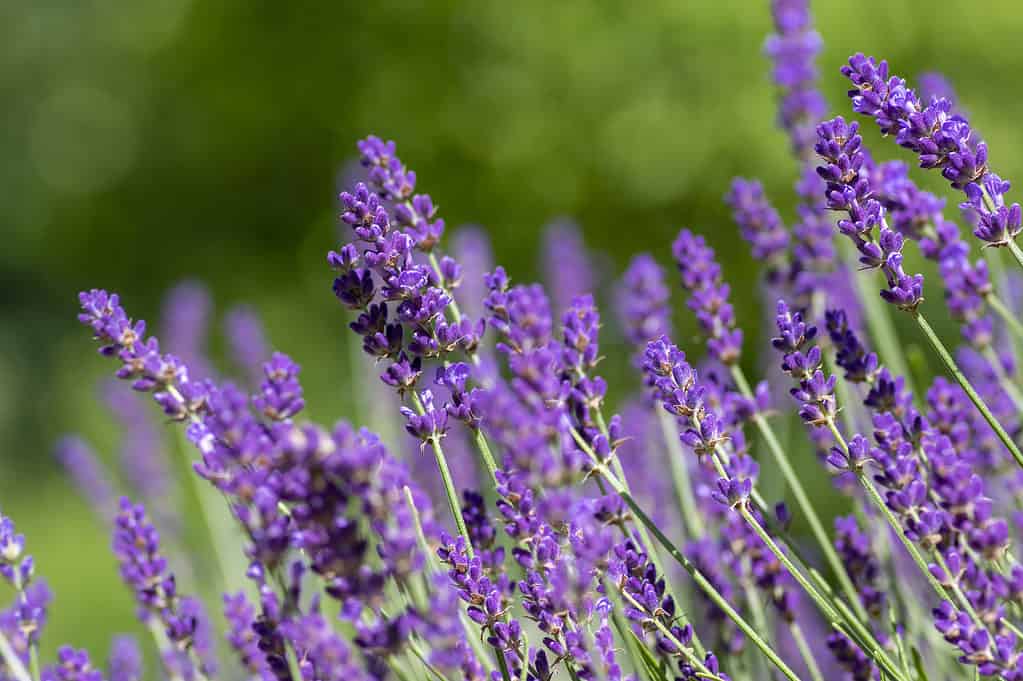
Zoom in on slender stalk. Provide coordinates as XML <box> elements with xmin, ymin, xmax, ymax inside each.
<box><xmin>730</xmin><ymin>365</ymin><xmax>870</xmax><ymax>625</ymax></box>
<box><xmin>1007</xmin><ymin>240</ymin><xmax>1023</xmax><ymax>274</ymax></box>
<box><xmin>472</xmin><ymin>428</ymin><xmax>499</xmax><ymax>479</ymax></box>
<box><xmin>146</xmin><ymin>620</ymin><xmax>187</xmax><ymax>681</ymax></box>
<box><xmin>655</xmin><ymin>409</ymin><xmax>704</xmax><ymax>540</ymax></box>
<box><xmin>738</xmin><ymin>571</ymin><xmax>771</xmax><ymax>681</ymax></box>
<box><xmin>981</xmin><ymin>346</ymin><xmax>1023</xmax><ymax>412</ymax></box>
<box><xmin>789</xmin><ymin>622</ymin><xmax>825</xmax><ymax>681</ymax></box>
<box><xmin>0</xmin><ymin>631</ymin><xmax>32</xmax><ymax>681</ymax></box>
<box><xmin>913</xmin><ymin>312</ymin><xmax>1023</xmax><ymax>470</ymax></box>
<box><xmin>495</xmin><ymin>650</ymin><xmax>514</xmax><ymax>681</ymax></box>
<box><xmin>411</xmin><ymin>392</ymin><xmax>474</xmax><ymax>556</ymax></box>
<box><xmin>407</xmin><ymin>640</ymin><xmax>453</xmax><ymax>681</ymax></box>
<box><xmin>987</xmin><ymin>293</ymin><xmax>1023</xmax><ymax>346</ymax></box>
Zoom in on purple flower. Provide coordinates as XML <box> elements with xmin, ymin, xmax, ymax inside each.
<box><xmin>107</xmin><ymin>636</ymin><xmax>141</xmax><ymax>681</ymax></box>
<box><xmin>223</xmin><ymin>592</ymin><xmax>273</xmax><ymax>679</ymax></box>
<box><xmin>672</xmin><ymin>229</ymin><xmax>743</xmax><ymax>364</ymax></box>
<box><xmin>841</xmin><ymin>53</ymin><xmax>1022</xmax><ymax>247</ymax></box>
<box><xmin>815</xmin><ymin>117</ymin><xmax>924</xmax><ymax>311</ymax></box>
<box><xmin>615</xmin><ymin>254</ymin><xmax>671</xmax><ymax>357</ymax></box>
<box><xmin>252</xmin><ymin>352</ymin><xmax>305</xmax><ymax>421</ymax></box>
<box><xmin>224</xmin><ymin>305</ymin><xmax>271</xmax><ymax>388</ymax></box>
<box><xmin>541</xmin><ymin>218</ymin><xmax>594</xmax><ymax>315</ymax></box>
<box><xmin>725</xmin><ymin>179</ymin><xmax>790</xmax><ymax>280</ymax></box>
<box><xmin>160</xmin><ymin>280</ymin><xmax>214</xmax><ymax>382</ymax></box>
<box><xmin>281</xmin><ymin>614</ymin><xmax>370</xmax><ymax>681</ymax></box>
<box><xmin>41</xmin><ymin>647</ymin><xmax>103</xmax><ymax>681</ymax></box>
<box><xmin>764</xmin><ymin>0</ymin><xmax>827</xmax><ymax>157</ymax></box>
<box><xmin>54</xmin><ymin>437</ymin><xmax>117</xmax><ymax>523</ymax></box>
<box><xmin>834</xmin><ymin>515</ymin><xmax>886</xmax><ymax>617</ymax></box>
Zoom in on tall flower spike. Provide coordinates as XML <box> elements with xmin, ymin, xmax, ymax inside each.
<box><xmin>764</xmin><ymin>0</ymin><xmax>827</xmax><ymax>157</ymax></box>
<box><xmin>542</xmin><ymin>218</ymin><xmax>595</xmax><ymax>315</ymax></box>
<box><xmin>107</xmin><ymin>636</ymin><xmax>141</xmax><ymax>681</ymax></box>
<box><xmin>54</xmin><ymin>437</ymin><xmax>117</xmax><ymax>524</ymax></box>
<box><xmin>841</xmin><ymin>53</ymin><xmax>1022</xmax><ymax>247</ymax></box>
<box><xmin>815</xmin><ymin>117</ymin><xmax>924</xmax><ymax>310</ymax></box>
<box><xmin>725</xmin><ymin>179</ymin><xmax>790</xmax><ymax>282</ymax></box>
<box><xmin>616</xmin><ymin>253</ymin><xmax>672</xmax><ymax>359</ymax></box>
<box><xmin>224</xmin><ymin>305</ymin><xmax>271</xmax><ymax>388</ymax></box>
<box><xmin>41</xmin><ymin>647</ymin><xmax>103</xmax><ymax>681</ymax></box>
<box><xmin>672</xmin><ymin>229</ymin><xmax>743</xmax><ymax>364</ymax></box>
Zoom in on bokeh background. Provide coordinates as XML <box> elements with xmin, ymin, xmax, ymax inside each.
<box><xmin>3</xmin><ymin>0</ymin><xmax>1023</xmax><ymax>667</ymax></box>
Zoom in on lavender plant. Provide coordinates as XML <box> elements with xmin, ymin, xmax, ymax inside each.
<box><xmin>8</xmin><ymin>2</ymin><xmax>1023</xmax><ymax>681</ymax></box>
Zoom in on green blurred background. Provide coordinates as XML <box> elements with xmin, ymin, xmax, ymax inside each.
<box><xmin>4</xmin><ymin>0</ymin><xmax>1023</xmax><ymax>667</ymax></box>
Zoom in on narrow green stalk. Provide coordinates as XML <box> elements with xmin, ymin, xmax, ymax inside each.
<box><xmin>0</xmin><ymin>630</ymin><xmax>32</xmax><ymax>681</ymax></box>
<box><xmin>472</xmin><ymin>428</ymin><xmax>499</xmax><ymax>479</ymax></box>
<box><xmin>411</xmin><ymin>392</ymin><xmax>474</xmax><ymax>556</ymax></box>
<box><xmin>913</xmin><ymin>312</ymin><xmax>1023</xmax><ymax>470</ymax></box>
<box><xmin>655</xmin><ymin>408</ymin><xmax>704</xmax><ymax>540</ymax></box>
<box><xmin>981</xmin><ymin>346</ymin><xmax>1023</xmax><ymax>412</ymax></box>
<box><xmin>1007</xmin><ymin>240</ymin><xmax>1023</xmax><ymax>274</ymax></box>
<box><xmin>730</xmin><ymin>365</ymin><xmax>870</xmax><ymax>625</ymax></box>
<box><xmin>842</xmin><ymin>239</ymin><xmax>915</xmax><ymax>395</ymax></box>
<box><xmin>789</xmin><ymin>622</ymin><xmax>825</xmax><ymax>681</ymax></box>
<box><xmin>738</xmin><ymin>572</ymin><xmax>771</xmax><ymax>681</ymax></box>
<box><xmin>147</xmin><ymin>620</ymin><xmax>187</xmax><ymax>681</ymax></box>
<box><xmin>404</xmin><ymin>486</ymin><xmax>442</xmax><ymax>576</ymax></box>
<box><xmin>987</xmin><ymin>293</ymin><xmax>1023</xmax><ymax>346</ymax></box>
<box><xmin>736</xmin><ymin>504</ymin><xmax>903</xmax><ymax>681</ymax></box>
<box><xmin>407</xmin><ymin>639</ymin><xmax>453</xmax><ymax>681</ymax></box>
<box><xmin>495</xmin><ymin>650</ymin><xmax>514</xmax><ymax>681</ymax></box>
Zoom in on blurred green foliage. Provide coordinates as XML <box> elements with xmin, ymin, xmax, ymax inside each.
<box><xmin>4</xmin><ymin>0</ymin><xmax>1023</xmax><ymax>669</ymax></box>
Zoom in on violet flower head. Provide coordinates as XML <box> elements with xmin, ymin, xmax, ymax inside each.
<box><xmin>223</xmin><ymin>592</ymin><xmax>272</xmax><ymax>679</ymax></box>
<box><xmin>833</xmin><ymin>515</ymin><xmax>886</xmax><ymax>617</ymax></box>
<box><xmin>615</xmin><ymin>253</ymin><xmax>671</xmax><ymax>358</ymax></box>
<box><xmin>160</xmin><ymin>280</ymin><xmax>214</xmax><ymax>382</ymax></box>
<box><xmin>672</xmin><ymin>229</ymin><xmax>743</xmax><ymax>364</ymax></box>
<box><xmin>112</xmin><ymin>497</ymin><xmax>198</xmax><ymax>654</ymax></box>
<box><xmin>54</xmin><ymin>437</ymin><xmax>117</xmax><ymax>523</ymax></box>
<box><xmin>815</xmin><ymin>117</ymin><xmax>924</xmax><ymax>310</ymax></box>
<box><xmin>841</xmin><ymin>54</ymin><xmax>1022</xmax><ymax>247</ymax></box>
<box><xmin>725</xmin><ymin>178</ymin><xmax>790</xmax><ymax>277</ymax></box>
<box><xmin>41</xmin><ymin>647</ymin><xmax>103</xmax><ymax>681</ymax></box>
<box><xmin>772</xmin><ymin>300</ymin><xmax>837</xmax><ymax>427</ymax></box>
<box><xmin>253</xmin><ymin>352</ymin><xmax>305</xmax><ymax>422</ymax></box>
<box><xmin>542</xmin><ymin>218</ymin><xmax>594</xmax><ymax>314</ymax></box>
<box><xmin>450</xmin><ymin>225</ymin><xmax>494</xmax><ymax>323</ymax></box>
<box><xmin>764</xmin><ymin>0</ymin><xmax>827</xmax><ymax>156</ymax></box>
<box><xmin>107</xmin><ymin>636</ymin><xmax>141</xmax><ymax>681</ymax></box>
<box><xmin>224</xmin><ymin>305</ymin><xmax>271</xmax><ymax>387</ymax></box>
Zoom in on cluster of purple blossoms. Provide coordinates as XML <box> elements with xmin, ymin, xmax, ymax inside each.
<box><xmin>672</xmin><ymin>230</ymin><xmax>743</xmax><ymax>364</ymax></box>
<box><xmin>815</xmin><ymin>117</ymin><xmax>924</xmax><ymax>311</ymax></box>
<box><xmin>28</xmin><ymin>6</ymin><xmax>1023</xmax><ymax>681</ymax></box>
<box><xmin>842</xmin><ymin>54</ymin><xmax>1022</xmax><ymax>247</ymax></box>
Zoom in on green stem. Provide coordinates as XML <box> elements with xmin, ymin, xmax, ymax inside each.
<box><xmin>0</xmin><ymin>630</ymin><xmax>32</xmax><ymax>681</ymax></box>
<box><xmin>987</xmin><ymin>293</ymin><xmax>1023</xmax><ymax>346</ymax></box>
<box><xmin>913</xmin><ymin>312</ymin><xmax>1023</xmax><ymax>470</ymax></box>
<box><xmin>789</xmin><ymin>622</ymin><xmax>825</xmax><ymax>681</ymax></box>
<box><xmin>495</xmin><ymin>649</ymin><xmax>514</xmax><ymax>681</ymax></box>
<box><xmin>655</xmin><ymin>408</ymin><xmax>704</xmax><ymax>540</ymax></box>
<box><xmin>730</xmin><ymin>365</ymin><xmax>871</xmax><ymax>625</ymax></box>
<box><xmin>411</xmin><ymin>392</ymin><xmax>474</xmax><ymax>557</ymax></box>
<box><xmin>1007</xmin><ymin>240</ymin><xmax>1023</xmax><ymax>274</ymax></box>
<box><xmin>472</xmin><ymin>428</ymin><xmax>499</xmax><ymax>479</ymax></box>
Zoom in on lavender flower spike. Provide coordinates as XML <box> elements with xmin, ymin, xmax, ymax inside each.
<box><xmin>815</xmin><ymin>117</ymin><xmax>924</xmax><ymax>311</ymax></box>
<box><xmin>672</xmin><ymin>229</ymin><xmax>743</xmax><ymax>364</ymax></box>
<box><xmin>841</xmin><ymin>54</ymin><xmax>1022</xmax><ymax>248</ymax></box>
<box><xmin>54</xmin><ymin>437</ymin><xmax>117</xmax><ymax>524</ymax></box>
<box><xmin>725</xmin><ymin>179</ymin><xmax>789</xmax><ymax>281</ymax></box>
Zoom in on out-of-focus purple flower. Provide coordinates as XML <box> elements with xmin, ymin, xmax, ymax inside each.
<box><xmin>725</xmin><ymin>179</ymin><xmax>790</xmax><ymax>282</ymax></box>
<box><xmin>815</xmin><ymin>117</ymin><xmax>924</xmax><ymax>311</ymax></box>
<box><xmin>282</xmin><ymin>614</ymin><xmax>370</xmax><ymax>681</ymax></box>
<box><xmin>0</xmin><ymin>580</ymin><xmax>51</xmax><ymax>679</ymax></box>
<box><xmin>253</xmin><ymin>353</ymin><xmax>305</xmax><ymax>422</ymax></box>
<box><xmin>222</xmin><ymin>592</ymin><xmax>272</xmax><ymax>680</ymax></box>
<box><xmin>764</xmin><ymin>0</ymin><xmax>827</xmax><ymax>157</ymax></box>
<box><xmin>451</xmin><ymin>226</ymin><xmax>495</xmax><ymax>324</ymax></box>
<box><xmin>833</xmin><ymin>515</ymin><xmax>886</xmax><ymax>617</ymax></box>
<box><xmin>161</xmin><ymin>280</ymin><xmax>214</xmax><ymax>382</ymax></box>
<box><xmin>41</xmin><ymin>646</ymin><xmax>103</xmax><ymax>681</ymax></box>
<box><xmin>54</xmin><ymin>437</ymin><xmax>117</xmax><ymax>524</ymax></box>
<box><xmin>112</xmin><ymin>498</ymin><xmax>199</xmax><ymax>659</ymax></box>
<box><xmin>541</xmin><ymin>218</ymin><xmax>594</xmax><ymax>315</ymax></box>
<box><xmin>106</xmin><ymin>636</ymin><xmax>141</xmax><ymax>681</ymax></box>
<box><xmin>672</xmin><ymin>230</ymin><xmax>743</xmax><ymax>364</ymax></box>
<box><xmin>615</xmin><ymin>254</ymin><xmax>672</xmax><ymax>359</ymax></box>
<box><xmin>224</xmin><ymin>305</ymin><xmax>271</xmax><ymax>387</ymax></box>
<box><xmin>827</xmin><ymin>632</ymin><xmax>874</xmax><ymax>681</ymax></box>
<box><xmin>842</xmin><ymin>54</ymin><xmax>1022</xmax><ymax>247</ymax></box>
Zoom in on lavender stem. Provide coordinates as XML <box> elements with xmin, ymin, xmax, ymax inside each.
<box><xmin>913</xmin><ymin>311</ymin><xmax>1023</xmax><ymax>470</ymax></box>
<box><xmin>729</xmin><ymin>364</ymin><xmax>871</xmax><ymax>625</ymax></box>
<box><xmin>0</xmin><ymin>631</ymin><xmax>32</xmax><ymax>681</ymax></box>
<box><xmin>788</xmin><ymin>622</ymin><xmax>824</xmax><ymax>681</ymax></box>
<box><xmin>655</xmin><ymin>408</ymin><xmax>704</xmax><ymax>540</ymax></box>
